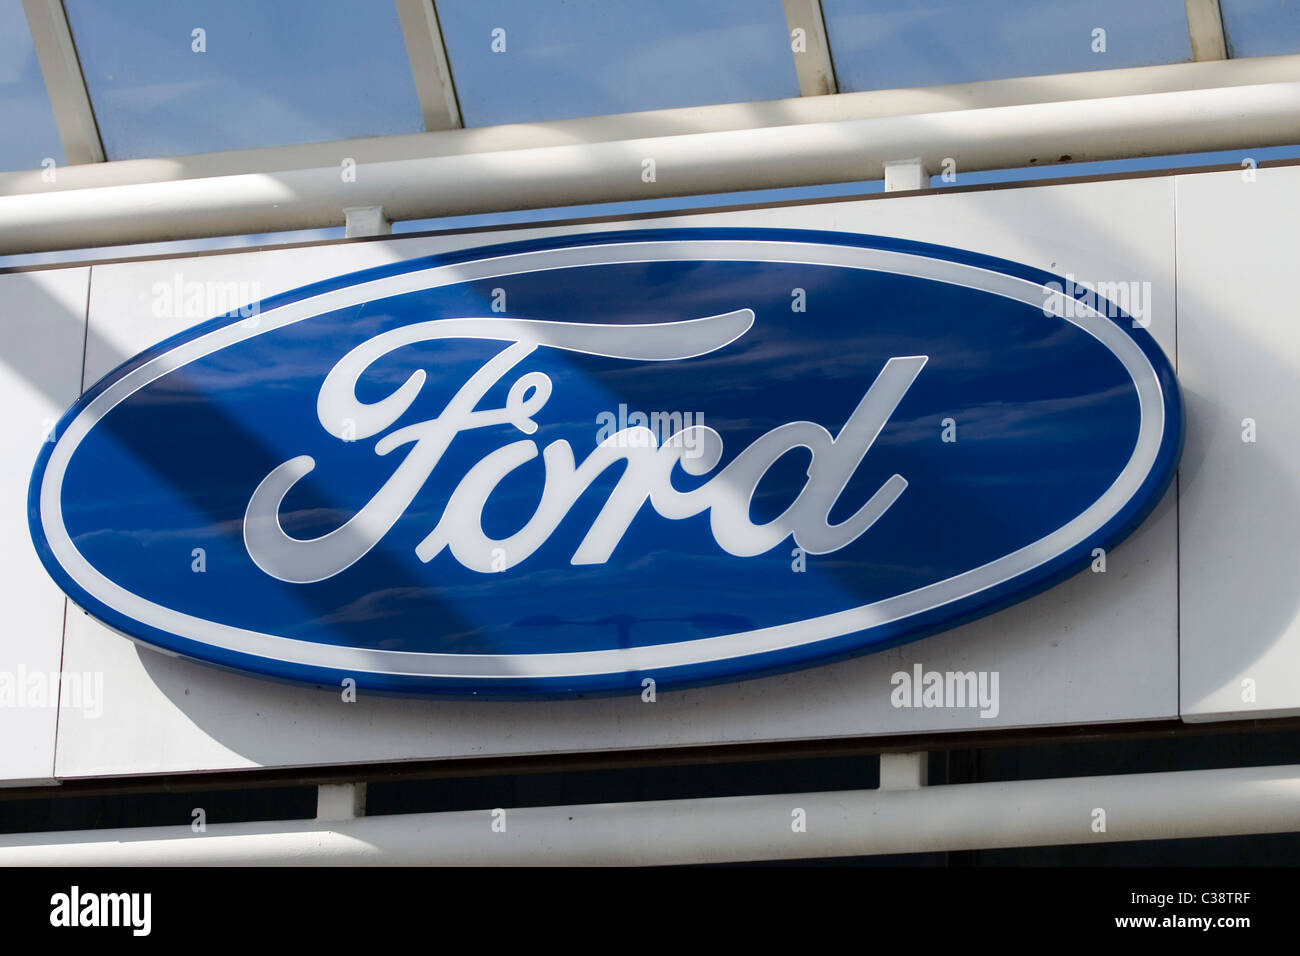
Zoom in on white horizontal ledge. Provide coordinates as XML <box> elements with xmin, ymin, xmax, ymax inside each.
<box><xmin>1</xmin><ymin>763</ymin><xmax>1297</xmax><ymax>866</ymax></box>
<box><xmin>2</xmin><ymin>55</ymin><xmax>1299</xmax><ymax>255</ymax></box>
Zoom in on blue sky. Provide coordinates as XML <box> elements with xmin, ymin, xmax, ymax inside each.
<box><xmin>438</xmin><ymin>0</ymin><xmax>798</xmax><ymax>126</ymax></box>
<box><xmin>823</xmin><ymin>0</ymin><xmax>1194</xmax><ymax>90</ymax></box>
<box><xmin>0</xmin><ymin>0</ymin><xmax>64</xmax><ymax>171</ymax></box>
<box><xmin>1220</xmin><ymin>0</ymin><xmax>1300</xmax><ymax>56</ymax></box>
<box><xmin>63</xmin><ymin>0</ymin><xmax>424</xmax><ymax>159</ymax></box>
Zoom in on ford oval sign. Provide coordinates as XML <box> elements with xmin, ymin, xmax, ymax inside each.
<box><xmin>28</xmin><ymin>228</ymin><xmax>1182</xmax><ymax>696</ymax></box>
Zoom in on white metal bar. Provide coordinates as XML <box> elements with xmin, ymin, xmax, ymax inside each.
<box><xmin>1185</xmin><ymin>0</ymin><xmax>1229</xmax><ymax>61</ymax></box>
<box><xmin>394</xmin><ymin>0</ymin><xmax>462</xmax><ymax>130</ymax></box>
<box><xmin>783</xmin><ymin>0</ymin><xmax>837</xmax><ymax>96</ymax></box>
<box><xmin>2</xmin><ymin>55</ymin><xmax>1299</xmax><ymax>255</ymax></box>
<box><xmin>20</xmin><ymin>0</ymin><xmax>104</xmax><ymax>165</ymax></box>
<box><xmin>11</xmin><ymin>50</ymin><xmax>1292</xmax><ymax>192</ymax></box>
<box><xmin>1</xmin><ymin>764</ymin><xmax>1298</xmax><ymax>866</ymax></box>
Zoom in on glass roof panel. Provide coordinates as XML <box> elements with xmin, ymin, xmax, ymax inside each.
<box><xmin>63</xmin><ymin>0</ymin><xmax>425</xmax><ymax>160</ymax></box>
<box><xmin>437</xmin><ymin>0</ymin><xmax>799</xmax><ymax>127</ymax></box>
<box><xmin>823</xmin><ymin>0</ymin><xmax>1194</xmax><ymax>92</ymax></box>
<box><xmin>1221</xmin><ymin>0</ymin><xmax>1300</xmax><ymax>57</ymax></box>
<box><xmin>0</xmin><ymin>0</ymin><xmax>65</xmax><ymax>172</ymax></box>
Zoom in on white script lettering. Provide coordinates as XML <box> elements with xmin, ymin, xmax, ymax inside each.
<box><xmin>243</xmin><ymin>311</ymin><xmax>926</xmax><ymax>582</ymax></box>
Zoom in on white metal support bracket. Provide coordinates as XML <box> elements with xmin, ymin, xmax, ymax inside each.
<box><xmin>883</xmin><ymin>157</ymin><xmax>930</xmax><ymax>192</ymax></box>
<box><xmin>344</xmin><ymin>205</ymin><xmax>392</xmax><ymax>238</ymax></box>
<box><xmin>317</xmin><ymin>782</ymin><xmax>367</xmax><ymax>821</ymax></box>
<box><xmin>879</xmin><ymin>752</ymin><xmax>929</xmax><ymax>790</ymax></box>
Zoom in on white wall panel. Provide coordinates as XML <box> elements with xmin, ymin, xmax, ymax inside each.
<box><xmin>0</xmin><ymin>268</ymin><xmax>88</xmax><ymax>785</ymax></box>
<box><xmin>1177</xmin><ymin>164</ymin><xmax>1300</xmax><ymax>721</ymax></box>
<box><xmin>50</xmin><ymin>178</ymin><xmax>1180</xmax><ymax>778</ymax></box>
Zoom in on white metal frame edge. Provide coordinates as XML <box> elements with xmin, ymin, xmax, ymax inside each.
<box><xmin>2</xmin><ymin>763</ymin><xmax>1296</xmax><ymax>865</ymax></box>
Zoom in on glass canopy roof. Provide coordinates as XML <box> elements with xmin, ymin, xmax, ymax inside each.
<box><xmin>0</xmin><ymin>0</ymin><xmax>64</xmax><ymax>171</ymax></box>
<box><xmin>2</xmin><ymin>0</ymin><xmax>1298</xmax><ymax>172</ymax></box>
<box><xmin>62</xmin><ymin>0</ymin><xmax>424</xmax><ymax>160</ymax></box>
<box><xmin>822</xmin><ymin>0</ymin><xmax>1194</xmax><ymax>91</ymax></box>
<box><xmin>439</xmin><ymin>0</ymin><xmax>798</xmax><ymax>126</ymax></box>
<box><xmin>1220</xmin><ymin>0</ymin><xmax>1300</xmax><ymax>57</ymax></box>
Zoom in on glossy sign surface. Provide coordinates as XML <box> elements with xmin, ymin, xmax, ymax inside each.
<box><xmin>29</xmin><ymin>229</ymin><xmax>1182</xmax><ymax>695</ymax></box>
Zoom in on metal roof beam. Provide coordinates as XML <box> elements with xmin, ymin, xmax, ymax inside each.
<box><xmin>783</xmin><ymin>0</ymin><xmax>837</xmax><ymax>96</ymax></box>
<box><xmin>394</xmin><ymin>0</ymin><xmax>462</xmax><ymax>130</ymax></box>
<box><xmin>1185</xmin><ymin>0</ymin><xmax>1229</xmax><ymax>61</ymax></box>
<box><xmin>20</xmin><ymin>0</ymin><xmax>104</xmax><ymax>165</ymax></box>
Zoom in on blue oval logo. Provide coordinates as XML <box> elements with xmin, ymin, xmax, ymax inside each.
<box><xmin>29</xmin><ymin>228</ymin><xmax>1182</xmax><ymax>696</ymax></box>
